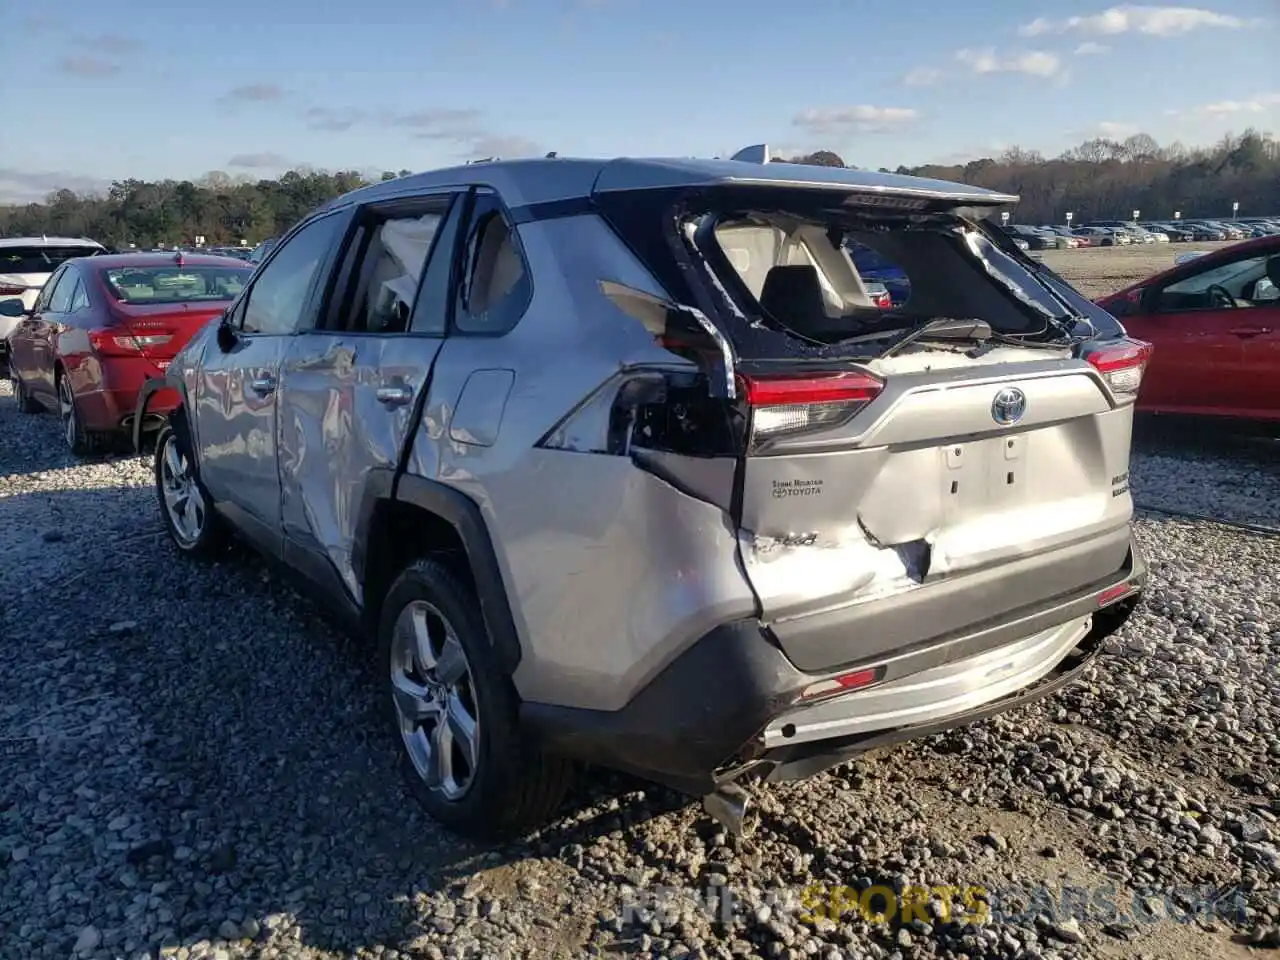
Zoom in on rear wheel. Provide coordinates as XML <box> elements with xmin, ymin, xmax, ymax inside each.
<box><xmin>13</xmin><ymin>373</ymin><xmax>41</xmax><ymax>414</ymax></box>
<box><xmin>57</xmin><ymin>373</ymin><xmax>110</xmax><ymax>456</ymax></box>
<box><xmin>380</xmin><ymin>557</ymin><xmax>572</xmax><ymax>840</ymax></box>
<box><xmin>154</xmin><ymin>423</ymin><xmax>226</xmax><ymax>558</ymax></box>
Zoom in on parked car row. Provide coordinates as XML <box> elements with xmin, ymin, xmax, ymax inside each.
<box><xmin>1002</xmin><ymin>216</ymin><xmax>1280</xmax><ymax>249</ymax></box>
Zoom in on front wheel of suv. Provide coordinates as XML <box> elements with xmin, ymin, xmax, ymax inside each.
<box><xmin>380</xmin><ymin>557</ymin><xmax>572</xmax><ymax>841</ymax></box>
<box><xmin>154</xmin><ymin>424</ymin><xmax>227</xmax><ymax>558</ymax></box>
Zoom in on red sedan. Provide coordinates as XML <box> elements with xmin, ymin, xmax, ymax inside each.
<box><xmin>2</xmin><ymin>252</ymin><xmax>254</xmax><ymax>455</ymax></box>
<box><xmin>1095</xmin><ymin>236</ymin><xmax>1280</xmax><ymax>426</ymax></box>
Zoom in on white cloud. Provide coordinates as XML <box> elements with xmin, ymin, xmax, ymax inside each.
<box><xmin>1095</xmin><ymin>120</ymin><xmax>1140</xmax><ymax>138</ymax></box>
<box><xmin>793</xmin><ymin>106</ymin><xmax>920</xmax><ymax>136</ymax></box>
<box><xmin>955</xmin><ymin>48</ymin><xmax>1064</xmax><ymax>78</ymax></box>
<box><xmin>0</xmin><ymin>167</ymin><xmax>111</xmax><ymax>204</ymax></box>
<box><xmin>227</xmin><ymin>152</ymin><xmax>294</xmax><ymax>169</ymax></box>
<box><xmin>902</xmin><ymin>66</ymin><xmax>944</xmax><ymax>87</ymax></box>
<box><xmin>1074</xmin><ymin>41</ymin><xmax>1111</xmax><ymax>54</ymax></box>
<box><xmin>1020</xmin><ymin>5</ymin><xmax>1247</xmax><ymax>38</ymax></box>
<box><xmin>1175</xmin><ymin>92</ymin><xmax>1280</xmax><ymax>117</ymax></box>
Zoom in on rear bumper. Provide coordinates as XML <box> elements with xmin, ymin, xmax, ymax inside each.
<box><xmin>522</xmin><ymin>533</ymin><xmax>1146</xmax><ymax>796</ymax></box>
<box><xmin>75</xmin><ymin>360</ymin><xmax>179</xmax><ymax>433</ymax></box>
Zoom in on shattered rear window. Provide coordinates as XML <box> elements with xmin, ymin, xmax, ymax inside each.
<box><xmin>686</xmin><ymin>201</ymin><xmax>1076</xmax><ymax>353</ymax></box>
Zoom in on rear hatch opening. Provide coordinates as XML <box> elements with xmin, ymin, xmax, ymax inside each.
<box><xmin>591</xmin><ymin>175</ymin><xmax>1151</xmax><ymax>668</ymax></box>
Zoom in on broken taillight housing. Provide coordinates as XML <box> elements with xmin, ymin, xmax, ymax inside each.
<box><xmin>870</xmin><ymin>289</ymin><xmax>892</xmax><ymax>309</ymax></box>
<box><xmin>1085</xmin><ymin>338</ymin><xmax>1153</xmax><ymax>396</ymax></box>
<box><xmin>739</xmin><ymin>370</ymin><xmax>883</xmax><ymax>448</ymax></box>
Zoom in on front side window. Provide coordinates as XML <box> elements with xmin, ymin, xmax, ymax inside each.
<box><xmin>1155</xmin><ymin>253</ymin><xmax>1279</xmax><ymax>312</ymax></box>
<box><xmin>242</xmin><ymin>215</ymin><xmax>343</xmax><ymax>335</ymax></box>
<box><xmin>35</xmin><ymin>266</ymin><xmax>68</xmax><ymax>311</ymax></box>
<box><xmin>48</xmin><ymin>271</ymin><xmax>76</xmax><ymax>312</ymax></box>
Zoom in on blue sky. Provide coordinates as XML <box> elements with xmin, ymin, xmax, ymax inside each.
<box><xmin>0</xmin><ymin>1</ymin><xmax>1276</xmax><ymax>202</ymax></box>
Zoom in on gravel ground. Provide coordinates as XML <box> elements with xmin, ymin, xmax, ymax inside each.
<box><xmin>1</xmin><ymin>250</ymin><xmax>1278</xmax><ymax>960</ymax></box>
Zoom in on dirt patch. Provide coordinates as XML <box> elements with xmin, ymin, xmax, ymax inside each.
<box><xmin>1038</xmin><ymin>241</ymin><xmax>1236</xmax><ymax>299</ymax></box>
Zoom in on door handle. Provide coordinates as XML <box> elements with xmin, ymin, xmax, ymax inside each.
<box><xmin>375</xmin><ymin>383</ymin><xmax>414</xmax><ymax>406</ymax></box>
<box><xmin>249</xmin><ymin>375</ymin><xmax>276</xmax><ymax>396</ymax></box>
<box><xmin>1228</xmin><ymin>326</ymin><xmax>1271</xmax><ymax>338</ymax></box>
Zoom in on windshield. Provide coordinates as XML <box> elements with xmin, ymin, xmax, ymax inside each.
<box><xmin>102</xmin><ymin>264</ymin><xmax>251</xmax><ymax>304</ymax></box>
<box><xmin>0</xmin><ymin>245</ymin><xmax>104</xmax><ymax>274</ymax></box>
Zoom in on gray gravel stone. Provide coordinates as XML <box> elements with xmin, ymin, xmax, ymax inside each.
<box><xmin>1</xmin><ymin>373</ymin><xmax>1276</xmax><ymax>960</ymax></box>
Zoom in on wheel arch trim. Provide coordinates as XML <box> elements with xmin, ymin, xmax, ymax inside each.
<box><xmin>352</xmin><ymin>468</ymin><xmax>523</xmax><ymax>675</ymax></box>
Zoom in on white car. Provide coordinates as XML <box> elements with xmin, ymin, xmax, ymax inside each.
<box><xmin>0</xmin><ymin>236</ymin><xmax>107</xmax><ymax>362</ymax></box>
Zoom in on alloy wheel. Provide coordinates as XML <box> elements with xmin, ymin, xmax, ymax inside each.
<box><xmin>159</xmin><ymin>435</ymin><xmax>207</xmax><ymax>545</ymax></box>
<box><xmin>390</xmin><ymin>600</ymin><xmax>481</xmax><ymax>801</ymax></box>
<box><xmin>58</xmin><ymin>378</ymin><xmax>77</xmax><ymax>449</ymax></box>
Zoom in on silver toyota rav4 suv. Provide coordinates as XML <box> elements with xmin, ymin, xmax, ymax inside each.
<box><xmin>135</xmin><ymin>148</ymin><xmax>1149</xmax><ymax>839</ymax></box>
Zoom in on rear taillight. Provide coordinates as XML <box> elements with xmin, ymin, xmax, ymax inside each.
<box><xmin>0</xmin><ymin>286</ymin><xmax>26</xmax><ymax>297</ymax></box>
<box><xmin>739</xmin><ymin>370</ymin><xmax>883</xmax><ymax>446</ymax></box>
<box><xmin>1085</xmin><ymin>339</ymin><xmax>1153</xmax><ymax>396</ymax></box>
<box><xmin>799</xmin><ymin>666</ymin><xmax>882</xmax><ymax>701</ymax></box>
<box><xmin>871</xmin><ymin>290</ymin><xmax>892</xmax><ymax>309</ymax></box>
<box><xmin>88</xmin><ymin>328</ymin><xmax>172</xmax><ymax>356</ymax></box>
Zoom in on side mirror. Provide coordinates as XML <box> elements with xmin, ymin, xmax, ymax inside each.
<box><xmin>215</xmin><ymin>312</ymin><xmax>239</xmax><ymax>352</ymax></box>
<box><xmin>0</xmin><ymin>299</ymin><xmax>29</xmax><ymax>318</ymax></box>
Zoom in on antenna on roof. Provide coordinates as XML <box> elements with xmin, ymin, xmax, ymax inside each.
<box><xmin>729</xmin><ymin>144</ymin><xmax>771</xmax><ymax>164</ymax></box>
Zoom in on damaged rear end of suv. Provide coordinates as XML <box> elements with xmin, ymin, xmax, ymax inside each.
<box><xmin>521</xmin><ymin>148</ymin><xmax>1150</xmax><ymax>834</ymax></box>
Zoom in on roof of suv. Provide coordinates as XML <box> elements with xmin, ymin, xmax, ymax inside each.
<box><xmin>320</xmin><ymin>156</ymin><xmax>1020</xmax><ymax>214</ymax></box>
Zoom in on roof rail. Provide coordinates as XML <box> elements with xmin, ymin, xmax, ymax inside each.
<box><xmin>729</xmin><ymin>144</ymin><xmax>771</xmax><ymax>164</ymax></box>
<box><xmin>466</xmin><ymin>156</ymin><xmax>497</xmax><ymax>165</ymax></box>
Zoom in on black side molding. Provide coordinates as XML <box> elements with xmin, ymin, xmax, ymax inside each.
<box><xmin>350</xmin><ymin>467</ymin><xmax>397</xmax><ymax>590</ymax></box>
<box><xmin>131</xmin><ymin>372</ymin><xmax>189</xmax><ymax>455</ymax></box>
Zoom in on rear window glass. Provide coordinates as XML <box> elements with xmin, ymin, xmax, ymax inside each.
<box><xmin>102</xmin><ymin>265</ymin><xmax>251</xmax><ymax>304</ymax></box>
<box><xmin>0</xmin><ymin>245</ymin><xmax>104</xmax><ymax>274</ymax></box>
<box><xmin>692</xmin><ymin>203</ymin><xmax>1068</xmax><ymax>348</ymax></box>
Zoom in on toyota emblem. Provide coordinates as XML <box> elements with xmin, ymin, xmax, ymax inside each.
<box><xmin>991</xmin><ymin>387</ymin><xmax>1027</xmax><ymax>425</ymax></box>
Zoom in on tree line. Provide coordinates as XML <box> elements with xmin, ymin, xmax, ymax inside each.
<box><xmin>1</xmin><ymin>129</ymin><xmax>1275</xmax><ymax>247</ymax></box>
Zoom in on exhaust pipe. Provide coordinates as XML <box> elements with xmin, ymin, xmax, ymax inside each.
<box><xmin>702</xmin><ymin>782</ymin><xmax>758</xmax><ymax>838</ymax></box>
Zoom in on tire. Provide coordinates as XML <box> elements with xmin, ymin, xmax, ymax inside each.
<box><xmin>57</xmin><ymin>372</ymin><xmax>110</xmax><ymax>457</ymax></box>
<box><xmin>154</xmin><ymin>423</ymin><xmax>227</xmax><ymax>558</ymax></box>
<box><xmin>380</xmin><ymin>557</ymin><xmax>572</xmax><ymax>841</ymax></box>
<box><xmin>13</xmin><ymin>373</ymin><xmax>42</xmax><ymax>414</ymax></box>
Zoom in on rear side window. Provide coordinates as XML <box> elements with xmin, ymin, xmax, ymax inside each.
<box><xmin>68</xmin><ymin>278</ymin><xmax>90</xmax><ymax>312</ymax></box>
<box><xmin>0</xmin><ymin>245</ymin><xmax>103</xmax><ymax>274</ymax></box>
<box><xmin>454</xmin><ymin>194</ymin><xmax>531</xmax><ymax>335</ymax></box>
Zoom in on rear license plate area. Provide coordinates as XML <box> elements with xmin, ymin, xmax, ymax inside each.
<box><xmin>942</xmin><ymin>434</ymin><xmax>1028</xmax><ymax>519</ymax></box>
